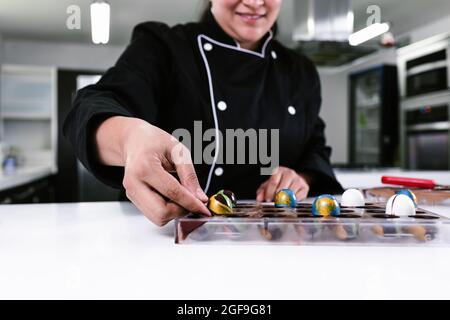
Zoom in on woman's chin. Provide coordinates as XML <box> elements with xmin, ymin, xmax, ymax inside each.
<box><xmin>236</xmin><ymin>31</ymin><xmax>267</xmax><ymax>47</ymax></box>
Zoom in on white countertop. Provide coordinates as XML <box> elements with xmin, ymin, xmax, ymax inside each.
<box><xmin>335</xmin><ymin>169</ymin><xmax>450</xmax><ymax>189</ymax></box>
<box><xmin>0</xmin><ymin>165</ymin><xmax>54</xmax><ymax>192</ymax></box>
<box><xmin>1</xmin><ymin>200</ymin><xmax>450</xmax><ymax>300</ymax></box>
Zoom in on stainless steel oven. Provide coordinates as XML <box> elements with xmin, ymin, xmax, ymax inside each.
<box><xmin>406</xmin><ymin>49</ymin><xmax>448</xmax><ymax>97</ymax></box>
<box><xmin>405</xmin><ymin>103</ymin><xmax>449</xmax><ymax>170</ymax></box>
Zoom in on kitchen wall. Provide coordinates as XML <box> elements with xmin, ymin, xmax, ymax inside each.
<box><xmin>1</xmin><ymin>38</ymin><xmax>124</xmax><ymax>71</ymax></box>
<box><xmin>0</xmin><ymin>34</ymin><xmax>3</xmax><ymax>143</ymax></box>
<box><xmin>318</xmin><ymin>71</ymin><xmax>348</xmax><ymax>164</ymax></box>
<box><xmin>0</xmin><ymin>34</ymin><xmax>3</xmax><ymax>63</ymax></box>
<box><xmin>405</xmin><ymin>14</ymin><xmax>450</xmax><ymax>44</ymax></box>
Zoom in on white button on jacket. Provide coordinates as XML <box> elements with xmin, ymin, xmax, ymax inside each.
<box><xmin>204</xmin><ymin>43</ymin><xmax>213</xmax><ymax>51</ymax></box>
<box><xmin>288</xmin><ymin>106</ymin><xmax>296</xmax><ymax>115</ymax></box>
<box><xmin>217</xmin><ymin>101</ymin><xmax>227</xmax><ymax>111</ymax></box>
<box><xmin>271</xmin><ymin>50</ymin><xmax>277</xmax><ymax>59</ymax></box>
<box><xmin>214</xmin><ymin>167</ymin><xmax>224</xmax><ymax>176</ymax></box>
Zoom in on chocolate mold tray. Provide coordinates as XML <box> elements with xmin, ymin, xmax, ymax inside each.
<box><xmin>175</xmin><ymin>202</ymin><xmax>450</xmax><ymax>246</ymax></box>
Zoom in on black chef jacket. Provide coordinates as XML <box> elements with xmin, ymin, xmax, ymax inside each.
<box><xmin>63</xmin><ymin>11</ymin><xmax>343</xmax><ymax>199</ymax></box>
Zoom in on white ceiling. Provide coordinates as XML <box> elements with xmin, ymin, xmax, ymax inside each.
<box><xmin>0</xmin><ymin>0</ymin><xmax>450</xmax><ymax>46</ymax></box>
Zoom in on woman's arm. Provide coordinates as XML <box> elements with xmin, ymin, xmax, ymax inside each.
<box><xmin>63</xmin><ymin>23</ymin><xmax>210</xmax><ymax>225</ymax></box>
<box><xmin>94</xmin><ymin>116</ymin><xmax>210</xmax><ymax>225</ymax></box>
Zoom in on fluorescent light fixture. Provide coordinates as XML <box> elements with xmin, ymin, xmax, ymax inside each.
<box><xmin>90</xmin><ymin>1</ymin><xmax>110</xmax><ymax>44</ymax></box>
<box><xmin>347</xmin><ymin>11</ymin><xmax>354</xmax><ymax>33</ymax></box>
<box><xmin>349</xmin><ymin>23</ymin><xmax>390</xmax><ymax>46</ymax></box>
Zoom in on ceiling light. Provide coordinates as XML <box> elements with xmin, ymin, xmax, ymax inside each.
<box><xmin>349</xmin><ymin>23</ymin><xmax>390</xmax><ymax>46</ymax></box>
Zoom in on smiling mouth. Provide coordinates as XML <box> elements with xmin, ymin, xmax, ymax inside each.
<box><xmin>236</xmin><ymin>12</ymin><xmax>267</xmax><ymax>22</ymax></box>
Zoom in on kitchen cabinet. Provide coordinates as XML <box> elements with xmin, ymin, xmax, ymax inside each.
<box><xmin>0</xmin><ymin>176</ymin><xmax>55</xmax><ymax>204</ymax></box>
<box><xmin>0</xmin><ymin>64</ymin><xmax>57</xmax><ymax>173</ymax></box>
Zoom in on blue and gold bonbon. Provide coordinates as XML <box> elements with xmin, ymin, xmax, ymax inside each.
<box><xmin>274</xmin><ymin>189</ymin><xmax>297</xmax><ymax>208</ymax></box>
<box><xmin>312</xmin><ymin>194</ymin><xmax>341</xmax><ymax>217</ymax></box>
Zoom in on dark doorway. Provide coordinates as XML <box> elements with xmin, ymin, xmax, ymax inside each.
<box><xmin>57</xmin><ymin>69</ymin><xmax>120</xmax><ymax>202</ymax></box>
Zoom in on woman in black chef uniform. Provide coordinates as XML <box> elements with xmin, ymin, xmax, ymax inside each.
<box><xmin>64</xmin><ymin>0</ymin><xmax>343</xmax><ymax>226</ymax></box>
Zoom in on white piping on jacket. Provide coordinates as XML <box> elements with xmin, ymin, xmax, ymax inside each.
<box><xmin>200</xmin><ymin>31</ymin><xmax>273</xmax><ymax>58</ymax></box>
<box><xmin>196</xmin><ymin>31</ymin><xmax>273</xmax><ymax>194</ymax></box>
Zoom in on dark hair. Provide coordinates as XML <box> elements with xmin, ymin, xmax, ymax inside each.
<box><xmin>199</xmin><ymin>1</ymin><xmax>212</xmax><ymax>23</ymax></box>
<box><xmin>199</xmin><ymin>1</ymin><xmax>278</xmax><ymax>37</ymax></box>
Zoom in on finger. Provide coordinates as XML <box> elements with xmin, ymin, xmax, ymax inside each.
<box><xmin>300</xmin><ymin>185</ymin><xmax>310</xmax><ymax>200</ymax></box>
<box><xmin>292</xmin><ymin>182</ymin><xmax>309</xmax><ymax>201</ymax></box>
<box><xmin>256</xmin><ymin>191</ymin><xmax>265</xmax><ymax>202</ymax></box>
<box><xmin>165</xmin><ymin>200</ymin><xmax>191</xmax><ymax>220</ymax></box>
<box><xmin>263</xmin><ymin>173</ymin><xmax>282</xmax><ymax>202</ymax></box>
<box><xmin>295</xmin><ymin>189</ymin><xmax>308</xmax><ymax>202</ymax></box>
<box><xmin>145</xmin><ymin>168</ymin><xmax>211</xmax><ymax>216</ymax></box>
<box><xmin>256</xmin><ymin>183</ymin><xmax>267</xmax><ymax>202</ymax></box>
<box><xmin>291</xmin><ymin>183</ymin><xmax>303</xmax><ymax>197</ymax></box>
<box><xmin>126</xmin><ymin>180</ymin><xmax>187</xmax><ymax>226</ymax></box>
<box><xmin>268</xmin><ymin>172</ymin><xmax>294</xmax><ymax>202</ymax></box>
<box><xmin>169</xmin><ymin>145</ymin><xmax>208</xmax><ymax>203</ymax></box>
<box><xmin>278</xmin><ymin>170</ymin><xmax>300</xmax><ymax>191</ymax></box>
<box><xmin>256</xmin><ymin>180</ymin><xmax>268</xmax><ymax>200</ymax></box>
<box><xmin>282</xmin><ymin>172</ymin><xmax>297</xmax><ymax>190</ymax></box>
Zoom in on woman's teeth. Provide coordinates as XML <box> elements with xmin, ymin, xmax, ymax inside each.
<box><xmin>237</xmin><ymin>13</ymin><xmax>264</xmax><ymax>20</ymax></box>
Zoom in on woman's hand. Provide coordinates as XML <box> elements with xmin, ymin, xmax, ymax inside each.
<box><xmin>95</xmin><ymin>116</ymin><xmax>211</xmax><ymax>226</ymax></box>
<box><xmin>256</xmin><ymin>167</ymin><xmax>312</xmax><ymax>202</ymax></box>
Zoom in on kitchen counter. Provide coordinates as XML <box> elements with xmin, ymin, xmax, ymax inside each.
<box><xmin>1</xmin><ymin>200</ymin><xmax>450</xmax><ymax>300</ymax></box>
<box><xmin>0</xmin><ymin>165</ymin><xmax>54</xmax><ymax>192</ymax></box>
<box><xmin>0</xmin><ymin>170</ymin><xmax>449</xmax><ymax>299</ymax></box>
<box><xmin>335</xmin><ymin>169</ymin><xmax>450</xmax><ymax>189</ymax></box>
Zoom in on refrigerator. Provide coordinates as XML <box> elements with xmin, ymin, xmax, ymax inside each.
<box><xmin>349</xmin><ymin>65</ymin><xmax>399</xmax><ymax>167</ymax></box>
